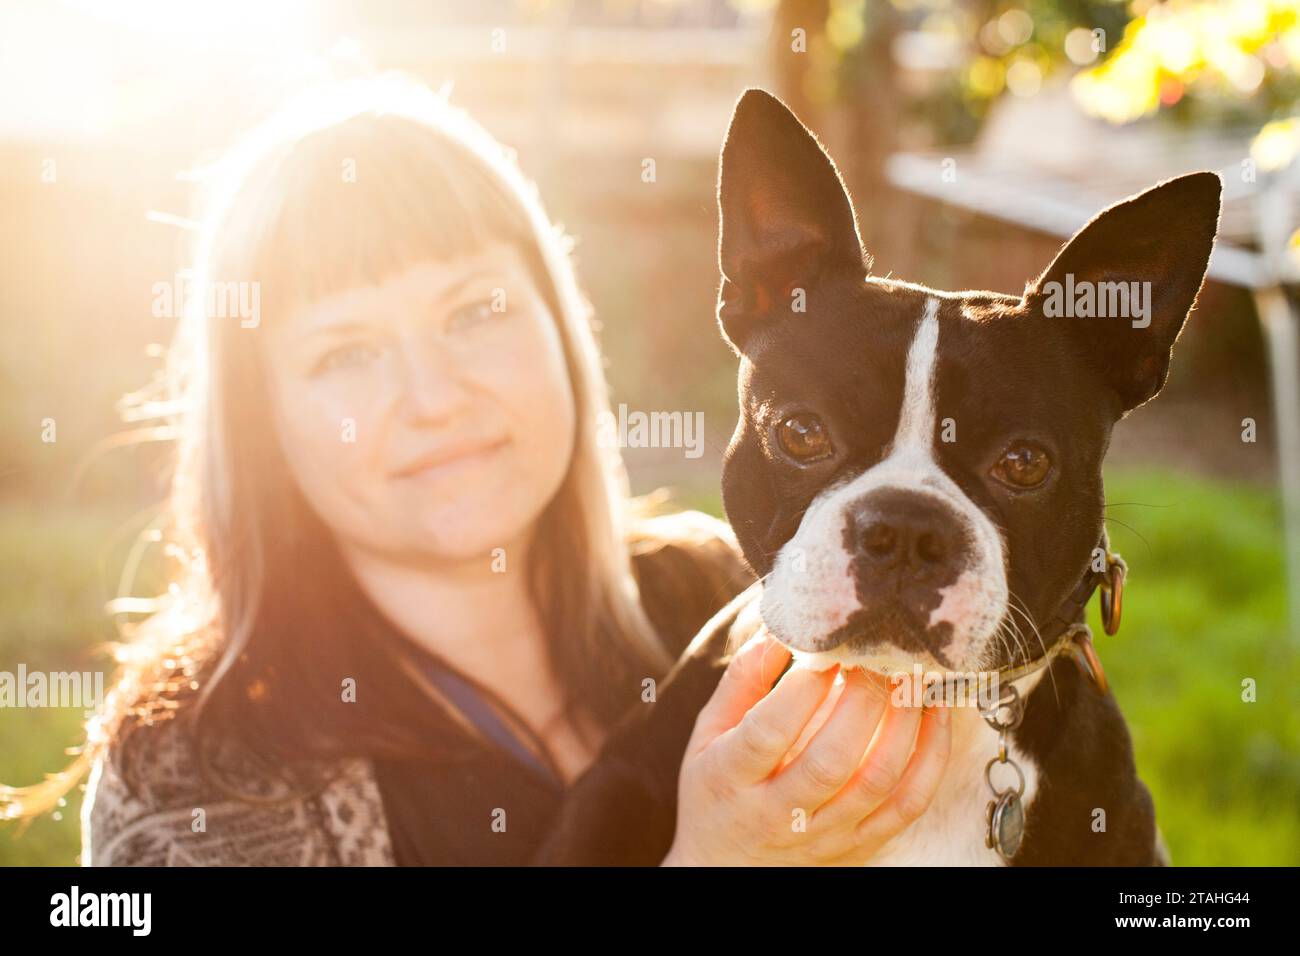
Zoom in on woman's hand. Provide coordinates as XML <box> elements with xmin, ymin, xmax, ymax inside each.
<box><xmin>661</xmin><ymin>631</ymin><xmax>951</xmax><ymax>866</ymax></box>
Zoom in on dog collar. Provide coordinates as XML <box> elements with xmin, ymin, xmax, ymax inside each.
<box><xmin>978</xmin><ymin>531</ymin><xmax>1127</xmax><ymax>861</ymax></box>
<box><xmin>988</xmin><ymin>530</ymin><xmax>1125</xmax><ymax>695</ymax></box>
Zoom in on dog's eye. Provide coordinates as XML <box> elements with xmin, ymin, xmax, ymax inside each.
<box><xmin>776</xmin><ymin>413</ymin><xmax>834</xmax><ymax>463</ymax></box>
<box><xmin>992</xmin><ymin>442</ymin><xmax>1052</xmax><ymax>488</ymax></box>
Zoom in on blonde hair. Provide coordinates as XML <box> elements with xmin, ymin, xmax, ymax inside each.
<box><xmin>3</xmin><ymin>73</ymin><xmax>671</xmax><ymax>820</ymax></box>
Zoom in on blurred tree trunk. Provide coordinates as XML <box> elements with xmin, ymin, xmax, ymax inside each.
<box><xmin>767</xmin><ymin>0</ymin><xmax>905</xmax><ymax>271</ymax></box>
<box><xmin>767</xmin><ymin>0</ymin><xmax>825</xmax><ymax>126</ymax></box>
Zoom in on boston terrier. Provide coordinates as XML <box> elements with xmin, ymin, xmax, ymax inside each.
<box><xmin>537</xmin><ymin>89</ymin><xmax>1221</xmax><ymax>866</ymax></box>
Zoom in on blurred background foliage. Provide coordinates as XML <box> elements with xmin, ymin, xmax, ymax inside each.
<box><xmin>1</xmin><ymin>0</ymin><xmax>1297</xmax><ymax>865</ymax></box>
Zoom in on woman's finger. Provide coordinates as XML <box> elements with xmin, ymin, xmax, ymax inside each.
<box><xmin>810</xmin><ymin>691</ymin><xmax>925</xmax><ymax>829</ymax></box>
<box><xmin>769</xmin><ymin>667</ymin><xmax>890</xmax><ymax>811</ymax></box>
<box><xmin>849</xmin><ymin>703</ymin><xmax>952</xmax><ymax>850</ymax></box>
<box><xmin>707</xmin><ymin>661</ymin><xmax>839</xmax><ymax>783</ymax></box>
<box><xmin>687</xmin><ymin>632</ymin><xmax>791</xmax><ymax>753</ymax></box>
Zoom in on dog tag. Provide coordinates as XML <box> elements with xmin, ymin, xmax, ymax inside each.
<box><xmin>986</xmin><ymin>792</ymin><xmax>1025</xmax><ymax>861</ymax></box>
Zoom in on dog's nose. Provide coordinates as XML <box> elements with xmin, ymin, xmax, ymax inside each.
<box><xmin>836</xmin><ymin>488</ymin><xmax>975</xmax><ymax>662</ymax></box>
<box><xmin>857</xmin><ymin>518</ymin><xmax>948</xmax><ymax>568</ymax></box>
<box><xmin>849</xmin><ymin>489</ymin><xmax>957</xmax><ymax>583</ymax></box>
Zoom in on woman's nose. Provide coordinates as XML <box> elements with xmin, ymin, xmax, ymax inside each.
<box><xmin>393</xmin><ymin>336</ymin><xmax>472</xmax><ymax>423</ymax></box>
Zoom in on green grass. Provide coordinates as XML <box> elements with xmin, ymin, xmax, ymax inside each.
<box><xmin>2</xmin><ymin>471</ymin><xmax>1297</xmax><ymax>865</ymax></box>
<box><xmin>1092</xmin><ymin>471</ymin><xmax>1300</xmax><ymax>866</ymax></box>
<box><xmin>0</xmin><ymin>504</ymin><xmax>137</xmax><ymax>866</ymax></box>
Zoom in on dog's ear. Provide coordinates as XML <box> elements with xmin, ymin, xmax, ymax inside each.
<box><xmin>716</xmin><ymin>88</ymin><xmax>867</xmax><ymax>352</ymax></box>
<box><xmin>1026</xmin><ymin>171</ymin><xmax>1221</xmax><ymax>414</ymax></box>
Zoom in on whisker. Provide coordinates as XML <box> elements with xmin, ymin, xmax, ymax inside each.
<box><xmin>1006</xmin><ymin>592</ymin><xmax>1062</xmax><ymax>707</ymax></box>
<box><xmin>1101</xmin><ymin>516</ymin><xmax>1153</xmax><ymax>558</ymax></box>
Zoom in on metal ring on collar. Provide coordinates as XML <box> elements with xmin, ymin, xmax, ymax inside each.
<box><xmin>984</xmin><ymin>757</ymin><xmax>1026</xmax><ymax>798</ymax></box>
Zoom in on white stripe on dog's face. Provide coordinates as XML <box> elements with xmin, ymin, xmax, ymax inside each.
<box><xmin>759</xmin><ymin>297</ymin><xmax>1009</xmax><ymax>674</ymax></box>
<box><xmin>893</xmin><ymin>297</ymin><xmax>941</xmax><ymax>456</ymax></box>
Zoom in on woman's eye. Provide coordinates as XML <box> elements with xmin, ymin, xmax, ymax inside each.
<box><xmin>776</xmin><ymin>412</ymin><xmax>834</xmax><ymax>463</ymax></box>
<box><xmin>992</xmin><ymin>441</ymin><xmax>1052</xmax><ymax>488</ymax></box>
<box><xmin>447</xmin><ymin>299</ymin><xmax>497</xmax><ymax>333</ymax></box>
<box><xmin>314</xmin><ymin>343</ymin><xmax>385</xmax><ymax>375</ymax></box>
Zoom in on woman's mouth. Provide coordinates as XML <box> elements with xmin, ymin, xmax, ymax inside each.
<box><xmin>390</xmin><ymin>437</ymin><xmax>510</xmax><ymax>480</ymax></box>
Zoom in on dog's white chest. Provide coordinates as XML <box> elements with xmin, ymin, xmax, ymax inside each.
<box><xmin>868</xmin><ymin>677</ymin><xmax>1042</xmax><ymax>867</ymax></box>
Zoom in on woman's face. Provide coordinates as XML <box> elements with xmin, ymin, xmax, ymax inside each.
<box><xmin>259</xmin><ymin>241</ymin><xmax>576</xmax><ymax>564</ymax></box>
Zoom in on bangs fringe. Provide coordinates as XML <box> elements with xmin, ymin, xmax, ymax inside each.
<box><xmin>244</xmin><ymin>114</ymin><xmax>534</xmax><ymax>321</ymax></box>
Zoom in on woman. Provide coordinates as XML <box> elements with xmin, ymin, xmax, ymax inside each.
<box><xmin>1</xmin><ymin>74</ymin><xmax>950</xmax><ymax>865</ymax></box>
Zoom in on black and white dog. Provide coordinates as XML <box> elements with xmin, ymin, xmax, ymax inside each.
<box><xmin>539</xmin><ymin>89</ymin><xmax>1220</xmax><ymax>866</ymax></box>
